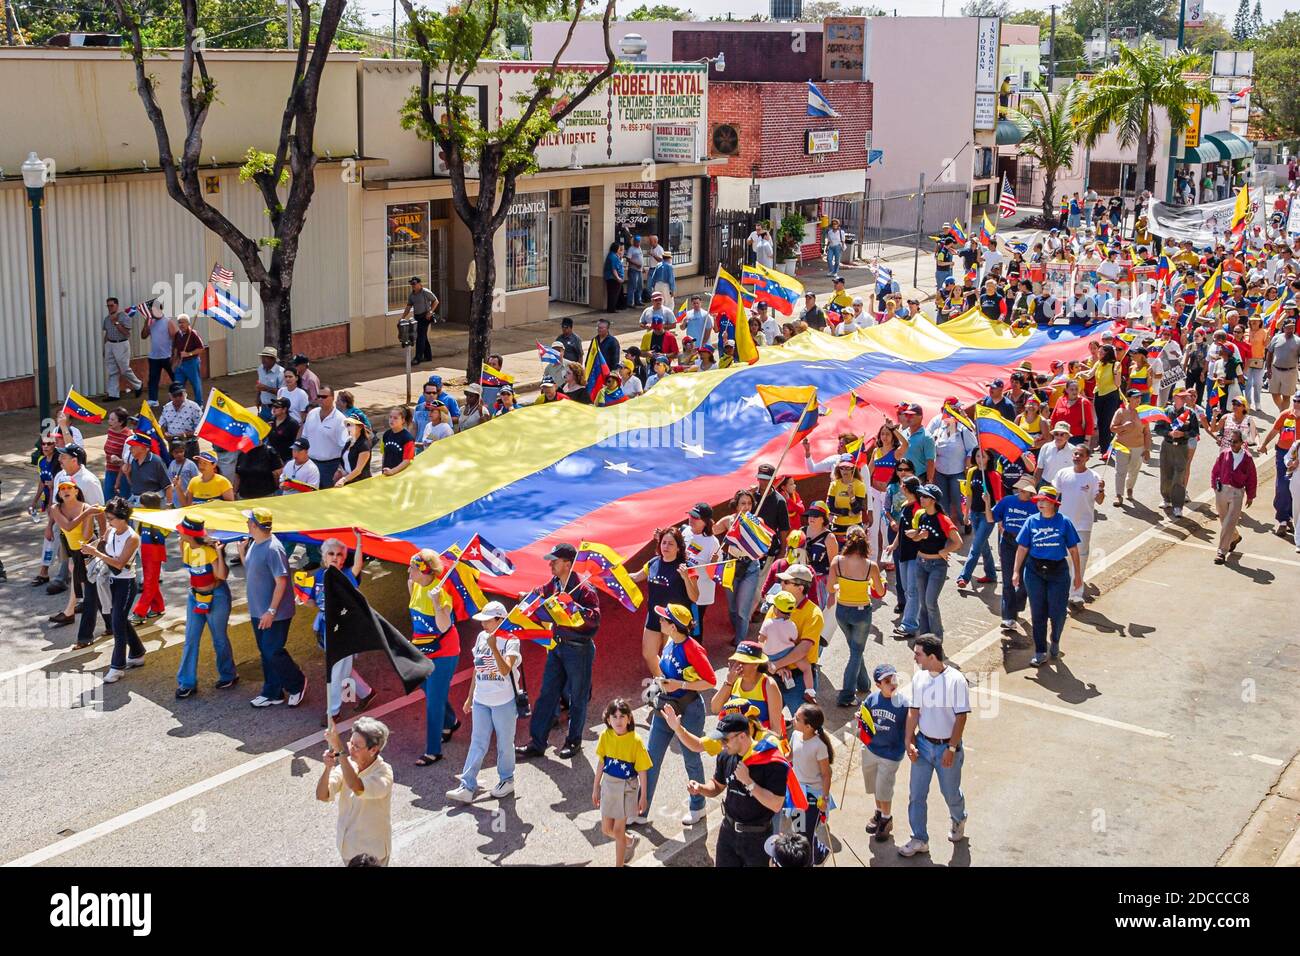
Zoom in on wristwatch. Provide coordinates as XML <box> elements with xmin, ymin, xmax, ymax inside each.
<box><xmin>947</xmin><ymin>745</ymin><xmax>959</xmax><ymax>754</ymax></box>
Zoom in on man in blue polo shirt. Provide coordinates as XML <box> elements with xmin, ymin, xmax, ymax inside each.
<box><xmin>413</xmin><ymin>375</ymin><xmax>461</xmax><ymax>439</ymax></box>
<box><xmin>900</xmin><ymin>403</ymin><xmax>936</xmax><ymax>482</ymax></box>
<box><xmin>992</xmin><ymin>476</ymin><xmax>1038</xmax><ymax>630</ymax></box>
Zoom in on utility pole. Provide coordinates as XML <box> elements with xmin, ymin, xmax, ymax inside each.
<box><xmin>1163</xmin><ymin>0</ymin><xmax>1188</xmax><ymax>203</ymax></box>
<box><xmin>286</xmin><ymin>0</ymin><xmax>294</xmax><ymax>49</ymax></box>
<box><xmin>4</xmin><ymin>0</ymin><xmax>14</xmax><ymax>46</ymax></box>
<box><xmin>1103</xmin><ymin>2</ymin><xmax>1111</xmax><ymax>64</ymax></box>
<box><xmin>1048</xmin><ymin>5</ymin><xmax>1057</xmax><ymax>89</ymax></box>
<box><xmin>392</xmin><ymin>0</ymin><xmax>398</xmax><ymax>56</ymax></box>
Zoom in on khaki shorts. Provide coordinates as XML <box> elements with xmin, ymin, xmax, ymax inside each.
<box><xmin>859</xmin><ymin>747</ymin><xmax>902</xmax><ymax>798</ymax></box>
<box><xmin>1271</xmin><ymin>366</ymin><xmax>1298</xmax><ymax>397</ymax></box>
<box><xmin>600</xmin><ymin>775</ymin><xmax>640</xmax><ymax>820</ymax></box>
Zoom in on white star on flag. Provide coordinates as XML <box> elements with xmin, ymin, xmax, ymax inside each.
<box><xmin>680</xmin><ymin>442</ymin><xmax>714</xmax><ymax>458</ymax></box>
<box><xmin>603</xmin><ymin>460</ymin><xmax>643</xmax><ymax>475</ymax></box>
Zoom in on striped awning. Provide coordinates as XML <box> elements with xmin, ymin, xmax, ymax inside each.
<box><xmin>1184</xmin><ymin>140</ymin><xmax>1220</xmax><ymax>164</ymax></box>
<box><xmin>1203</xmin><ymin>130</ymin><xmax>1254</xmax><ymax>160</ymax></box>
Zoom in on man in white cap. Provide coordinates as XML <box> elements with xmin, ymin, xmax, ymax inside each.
<box><xmin>255</xmin><ymin>347</ymin><xmax>285</xmax><ymax>422</ymax></box>
<box><xmin>1034</xmin><ymin>422</ymin><xmax>1074</xmax><ymax>487</ymax></box>
<box><xmin>836</xmin><ymin>298</ymin><xmax>873</xmax><ymax>335</ymax></box>
<box><xmin>638</xmin><ymin>290</ymin><xmax>674</xmax><ymax>330</ymax></box>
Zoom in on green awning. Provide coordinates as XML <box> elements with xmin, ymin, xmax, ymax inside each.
<box><xmin>1203</xmin><ymin>130</ymin><xmax>1254</xmax><ymax>160</ymax></box>
<box><xmin>996</xmin><ymin>118</ymin><xmax>1025</xmax><ymax>146</ymax></box>
<box><xmin>1184</xmin><ymin>140</ymin><xmax>1220</xmax><ymax>164</ymax></box>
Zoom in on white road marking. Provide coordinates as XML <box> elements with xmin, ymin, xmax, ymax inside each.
<box><xmin>971</xmin><ymin>687</ymin><xmax>1174</xmax><ymax>739</ymax></box>
<box><xmin>1153</xmin><ymin>533</ymin><xmax>1300</xmax><ymax>568</ymax></box>
<box><xmin>4</xmin><ymin>668</ymin><xmax>471</xmax><ymax>867</ymax></box>
<box><xmin>1249</xmin><ymin>753</ymin><xmax>1285</xmax><ymax>767</ymax></box>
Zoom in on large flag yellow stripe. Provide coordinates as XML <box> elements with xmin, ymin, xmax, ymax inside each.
<box><xmin>138</xmin><ymin>316</ymin><xmax>1054</xmax><ymax>535</ymax></box>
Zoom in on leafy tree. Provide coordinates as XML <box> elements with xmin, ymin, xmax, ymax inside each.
<box><xmin>1189</xmin><ymin>12</ymin><xmax>1234</xmax><ymax>53</ymax></box>
<box><xmin>626</xmin><ymin>4</ymin><xmax>693</xmax><ymax>19</ymax></box>
<box><xmin>109</xmin><ymin>0</ymin><xmax>347</xmax><ymax>357</ymax></box>
<box><xmin>1065</xmin><ymin>0</ymin><xmax>1177</xmax><ymax>42</ymax></box>
<box><xmin>1007</xmin><ymin>9</ymin><xmax>1049</xmax><ymax>28</ymax></box>
<box><xmin>400</xmin><ymin>0</ymin><xmax>618</xmax><ymax>383</ymax></box>
<box><xmin>1071</xmin><ymin>40</ymin><xmax>1218</xmax><ymax>196</ymax></box>
<box><xmin>1251</xmin><ymin>1</ymin><xmax>1264</xmax><ymax>35</ymax></box>
<box><xmin>1232</xmin><ymin>0</ymin><xmax>1252</xmax><ymax>41</ymax></box>
<box><xmin>1009</xmin><ymin>82</ymin><xmax>1080</xmax><ymax>219</ymax></box>
<box><xmin>1249</xmin><ymin>12</ymin><xmax>1300</xmax><ymax>141</ymax></box>
<box><xmin>797</xmin><ymin>1</ymin><xmax>887</xmax><ymax>18</ymax></box>
<box><xmin>960</xmin><ymin>0</ymin><xmax>1010</xmax><ymax>16</ymax></box>
<box><xmin>1043</xmin><ymin>25</ymin><xmax>1086</xmax><ymax>79</ymax></box>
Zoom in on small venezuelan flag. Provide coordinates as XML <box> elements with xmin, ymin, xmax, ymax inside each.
<box><xmin>198</xmin><ymin>388</ymin><xmax>270</xmax><ymax>452</ymax></box>
<box><xmin>63</xmin><ymin>389</ymin><xmax>106</xmax><ymax>425</ymax></box>
<box><xmin>574</xmin><ymin>541</ymin><xmax>643</xmax><ymax>612</ymax></box>
<box><xmin>973</xmin><ymin>405</ymin><xmax>1035</xmax><ymax>462</ymax></box>
<box><xmin>480</xmin><ymin>364</ymin><xmax>514</xmax><ymax>388</ymax></box>
<box><xmin>1136</xmin><ymin>404</ymin><xmax>1170</xmax><ymax>426</ymax></box>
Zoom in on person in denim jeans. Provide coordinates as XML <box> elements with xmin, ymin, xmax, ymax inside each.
<box><xmin>171</xmin><ymin>314</ymin><xmax>205</xmax><ymax>401</ymax></box>
<box><xmin>956</xmin><ymin>447</ymin><xmax>1000</xmax><ymax>588</ymax></box>
<box><xmin>717</xmin><ymin>488</ymin><xmax>763</xmax><ymax>645</ymax></box>
<box><xmin>903</xmin><ymin>484</ymin><xmax>962</xmax><ymax>639</ymax></box>
<box><xmin>992</xmin><ymin>477</ymin><xmax>1037</xmax><ymax>628</ymax></box>
<box><xmin>174</xmin><ymin>515</ymin><xmax>237</xmax><ymax>698</ymax></box>
<box><xmin>241</xmin><ymin>508</ymin><xmax>306</xmax><ymax>708</ymax></box>
<box><xmin>1013</xmin><ymin>486</ymin><xmax>1085</xmax><ymax>665</ymax></box>
<box><xmin>899</xmin><ymin>636</ymin><xmax>970</xmax><ymax>857</ymax></box>
<box><xmin>446</xmin><ymin>602</ymin><xmax>522</xmax><ymax>804</ymax></box>
<box><xmin>828</xmin><ymin>527</ymin><xmax>884</xmax><ymax>707</ymax></box>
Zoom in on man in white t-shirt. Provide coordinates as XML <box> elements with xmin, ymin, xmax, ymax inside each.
<box><xmin>446</xmin><ymin>601</ymin><xmax>523</xmax><ymax>803</ymax></box>
<box><xmin>1053</xmin><ymin>443</ymin><xmax>1105</xmax><ymax>607</ymax></box>
<box><xmin>757</xmin><ymin>302</ymin><xmax>782</xmax><ymax>343</ymax></box>
<box><xmin>900</xmin><ymin>635</ymin><xmax>970</xmax><ymax>858</ymax></box>
<box><xmin>1035</xmin><ymin>423</ymin><xmax>1074</xmax><ymax>486</ymax></box>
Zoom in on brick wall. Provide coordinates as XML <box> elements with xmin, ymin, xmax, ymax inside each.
<box><xmin>673</xmin><ymin>30</ymin><xmax>824</xmax><ymax>83</ymax></box>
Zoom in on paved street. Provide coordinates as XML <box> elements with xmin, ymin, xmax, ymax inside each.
<box><xmin>1</xmin><ymin>413</ymin><xmax>1295</xmax><ymax>868</ymax></box>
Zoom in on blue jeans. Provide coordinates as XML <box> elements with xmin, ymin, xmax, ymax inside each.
<box><xmin>935</xmin><ymin>268</ymin><xmax>952</xmax><ymax>289</ymax></box>
<box><xmin>645</xmin><ymin>694</ymin><xmax>706</xmax><ymax>814</ymax></box>
<box><xmin>174</xmin><ymin>356</ymin><xmax>202</xmax><ymax>401</ymax></box>
<box><xmin>1275</xmin><ymin>446</ymin><xmax>1294</xmax><ymax>524</ymax></box>
<box><xmin>779</xmin><ymin>666</ymin><xmax>817</xmax><ymax>719</ymax></box>
<box><xmin>826</xmin><ymin>245</ymin><xmax>842</xmax><ymax>275</ymax></box>
<box><xmin>908</xmin><ymin>735</ymin><xmax>966</xmax><ymax>844</ymax></box>
<box><xmin>726</xmin><ymin>559</ymin><xmax>763</xmax><ymax>645</ymax></box>
<box><xmin>422</xmin><ymin>655</ymin><xmax>459</xmax><ymax>756</ymax></box>
<box><xmin>959</xmin><ymin>511</ymin><xmax>997</xmax><ymax>582</ymax></box>
<box><xmin>177</xmin><ymin>583</ymin><xmax>236</xmax><ymax>690</ymax></box>
<box><xmin>1024</xmin><ymin>559</ymin><xmax>1070</xmax><ymax>654</ymax></box>
<box><xmin>108</xmin><ymin>578</ymin><xmax>145</xmax><ymax>670</ymax></box>
<box><xmin>252</xmin><ymin>617</ymin><xmax>303</xmax><ymax>699</ymax></box>
<box><xmin>998</xmin><ymin>533</ymin><xmax>1027</xmax><ymax>621</ymax></box>
<box><xmin>102</xmin><ymin>471</ymin><xmax>130</xmax><ymax>501</ymax></box>
<box><xmin>913</xmin><ymin>557</ymin><xmax>949</xmax><ymax>638</ymax></box>
<box><xmin>459</xmin><ymin>699</ymin><xmax>517</xmax><ymax>791</ymax></box>
<box><xmin>627</xmin><ymin>269</ymin><xmax>643</xmax><ymax>307</ymax></box>
<box><xmin>146</xmin><ymin>358</ymin><xmax>174</xmax><ymax>404</ymax></box>
<box><xmin>897</xmin><ymin>558</ymin><xmax>919</xmax><ymax>633</ymax></box>
<box><xmin>835</xmin><ymin>603</ymin><xmax>874</xmax><ymax>703</ymax></box>
<box><xmin>934</xmin><ymin>472</ymin><xmax>964</xmax><ymax>527</ymax></box>
<box><xmin>527</xmin><ymin>640</ymin><xmax>595</xmax><ymax>749</ymax></box>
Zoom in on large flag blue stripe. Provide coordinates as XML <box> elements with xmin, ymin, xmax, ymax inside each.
<box><xmin>766</xmin><ymin>400</ymin><xmax>809</xmax><ymax>425</ymax></box>
<box><xmin>976</xmin><ymin>416</ymin><xmax>1032</xmax><ymax>451</ymax></box>
<box><xmin>202</xmin><ymin>403</ymin><xmax>263</xmax><ymax>443</ymax></box>
<box><xmin>362</xmin><ymin>327</ymin><xmax>1098</xmax><ymax>555</ymax></box>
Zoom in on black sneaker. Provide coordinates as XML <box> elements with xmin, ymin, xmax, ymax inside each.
<box><xmin>214</xmin><ymin>676</ymin><xmax>239</xmax><ymax>690</ymax></box>
<box><xmin>865</xmin><ymin>809</ymin><xmax>883</xmax><ymax>834</ymax></box>
<box><xmin>557</xmin><ymin>741</ymin><xmax>581</xmax><ymax>759</ymax></box>
<box><xmin>874</xmin><ymin>815</ymin><xmax>894</xmax><ymax>842</ymax></box>
<box><xmin>514</xmin><ymin>744</ymin><xmax>545</xmax><ymax>759</ymax></box>
<box><xmin>46</xmin><ymin>582</ymin><xmax>67</xmax><ymax>595</ymax></box>
<box><xmin>175</xmin><ymin>686</ymin><xmax>195</xmax><ymax>699</ymax></box>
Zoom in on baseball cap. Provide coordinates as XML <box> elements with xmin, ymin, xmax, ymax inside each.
<box><xmin>873</xmin><ymin>662</ymin><xmax>897</xmax><ymax>683</ymax></box>
<box><xmin>243</xmin><ymin>507</ymin><xmax>274</xmax><ymax>529</ymax></box>
<box><xmin>168</xmin><ymin>383</ymin><xmax>186</xmax><ymax>394</ymax></box>
<box><xmin>688</xmin><ymin>502</ymin><xmax>713</xmax><ymax>520</ymax></box>
<box><xmin>178</xmin><ymin>516</ymin><xmax>206</xmax><ymax>538</ymax></box>
<box><xmin>290</xmin><ymin>437</ymin><xmax>311</xmax><ymax>452</ymax></box>
<box><xmin>651</xmin><ymin>291</ymin><xmax>664</xmax><ymax>300</ymax></box>
<box><xmin>426</xmin><ymin>375</ymin><xmax>443</xmax><ymax>387</ymax></box>
<box><xmin>655</xmin><ymin>603</ymin><xmax>694</xmax><ymax>630</ymax></box>
<box><xmin>195</xmin><ymin>451</ymin><xmax>218</xmax><ymax>464</ymax></box>
<box><xmin>708</xmin><ymin>710</ymin><xmax>753</xmax><ymax>740</ymax></box>
<box><xmin>771</xmin><ymin>591</ymin><xmax>797</xmax><ymax>614</ymax></box>
<box><xmin>777</xmin><ymin>563</ymin><xmax>813</xmax><ymax>585</ymax></box>
<box><xmin>56</xmin><ymin>443</ymin><xmax>87</xmax><ymax>463</ymax></box>
<box><xmin>989</xmin><ymin>378</ymin><xmax>1005</xmax><ymax>389</ymax></box>
<box><xmin>540</xmin><ymin>375</ymin><xmax>557</xmax><ymax>387</ymax></box>
<box><xmin>125</xmin><ymin>434</ymin><xmax>151</xmax><ymax>449</ymax></box>
<box><xmin>917</xmin><ymin>482</ymin><xmax>943</xmax><ymax>502</ymax></box>
<box><xmin>472</xmin><ymin>601</ymin><xmax>508</xmax><ymax>621</ymax></box>
<box><xmin>544</xmin><ymin>542</ymin><xmax>577</xmax><ymax>561</ymax></box>
<box><xmin>271</xmin><ymin>396</ymin><xmax>290</xmax><ymax>409</ymax></box>
<box><xmin>698</xmin><ymin>343</ymin><xmax>716</xmax><ymax>354</ymax></box>
<box><xmin>757</xmin><ymin>462</ymin><xmax>776</xmax><ymax>478</ymax></box>
<box><xmin>409</xmin><ymin>276</ymin><xmax>422</xmax><ymax>285</ymax></box>
<box><xmin>730</xmin><ymin>641</ymin><xmax>770</xmax><ymax>666</ymax></box>
<box><xmin>1126</xmin><ymin>388</ymin><xmax>1143</xmax><ymax>398</ymax></box>
<box><xmin>292</xmin><ymin>353</ymin><xmax>310</xmax><ymax>366</ymax></box>
<box><xmin>1034</xmin><ymin>485</ymin><xmax>1062</xmax><ymax>504</ymax></box>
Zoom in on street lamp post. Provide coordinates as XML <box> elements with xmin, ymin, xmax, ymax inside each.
<box><xmin>1163</xmin><ymin>0</ymin><xmax>1188</xmax><ymax>203</ymax></box>
<box><xmin>21</xmin><ymin>152</ymin><xmax>52</xmax><ymax>430</ymax></box>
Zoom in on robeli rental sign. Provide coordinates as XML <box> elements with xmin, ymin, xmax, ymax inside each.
<box><xmin>497</xmin><ymin>63</ymin><xmax>706</xmax><ymax>171</ymax></box>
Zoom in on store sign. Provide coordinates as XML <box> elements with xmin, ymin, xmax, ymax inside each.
<box><xmin>974</xmin><ymin>92</ymin><xmax>997</xmax><ymax>131</ymax></box>
<box><xmin>975</xmin><ymin>17</ymin><xmax>1001</xmax><ymax>93</ymax></box>
<box><xmin>615</xmin><ymin>181</ymin><xmax>659</xmax><ymax>234</ymax></box>
<box><xmin>507</xmin><ymin>196</ymin><xmax>548</xmax><ymax>218</ymax></box>
<box><xmin>1184</xmin><ymin>102</ymin><xmax>1203</xmax><ymax>149</ymax></box>
<box><xmin>499</xmin><ymin>63</ymin><xmax>706</xmax><ymax>171</ymax></box>
<box><xmin>653</xmin><ymin>123</ymin><xmax>699</xmax><ymax>163</ymax></box>
<box><xmin>823</xmin><ymin>17</ymin><xmax>867</xmax><ymax>82</ymax></box>
<box><xmin>805</xmin><ymin>130</ymin><xmax>840</xmax><ymax>155</ymax></box>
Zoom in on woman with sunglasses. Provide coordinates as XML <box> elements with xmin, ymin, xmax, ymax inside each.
<box><xmin>803</xmin><ymin>501</ymin><xmax>839</xmax><ymax>609</ymax></box>
<box><xmin>30</xmin><ymin>434</ymin><xmax>60</xmax><ymax>585</ymax></box>
<box><xmin>1012</xmin><ymin>485</ymin><xmax>1084</xmax><ymax>666</ymax></box>
<box><xmin>47</xmin><ymin>481</ymin><xmax>96</xmax><ymax>633</ymax></box>
<box><xmin>630</xmin><ymin>527</ymin><xmax>700</xmax><ymax>678</ymax></box>
<box><xmin>867</xmin><ymin>421</ymin><xmax>908</xmax><ymax>562</ymax></box>
<box><xmin>334</xmin><ymin>413</ymin><xmax>373</xmax><ymax>487</ymax></box>
<box><xmin>80</xmin><ymin>497</ymin><xmax>146</xmax><ymax>682</ymax></box>
<box><xmin>408</xmin><ymin>549</ymin><xmax>460</xmax><ymax>766</ymax></box>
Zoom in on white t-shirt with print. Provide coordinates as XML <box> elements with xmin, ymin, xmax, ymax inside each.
<box><xmin>1053</xmin><ymin>465</ymin><xmax>1101</xmax><ymax>532</ymax></box>
<box><xmin>681</xmin><ymin>528</ymin><xmax>718</xmax><ymax>606</ymax></box>
<box><xmin>471</xmin><ymin>632</ymin><xmax>522</xmax><ymax>707</ymax></box>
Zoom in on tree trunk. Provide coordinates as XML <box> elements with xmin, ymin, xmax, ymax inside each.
<box><xmin>1134</xmin><ymin>122</ymin><xmax>1150</xmax><ymax>198</ymax></box>
<box><xmin>465</xmin><ymin>221</ymin><xmax>497</xmax><ymax>383</ymax></box>
<box><xmin>1043</xmin><ymin>169</ymin><xmax>1056</xmax><ymax>223</ymax></box>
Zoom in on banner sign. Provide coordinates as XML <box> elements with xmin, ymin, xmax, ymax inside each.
<box><xmin>653</xmin><ymin>123</ymin><xmax>700</xmax><ymax>163</ymax></box>
<box><xmin>1147</xmin><ymin>195</ymin><xmax>1264</xmax><ymax>246</ymax></box>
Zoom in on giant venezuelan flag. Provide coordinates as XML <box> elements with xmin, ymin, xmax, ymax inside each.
<box><xmin>139</xmin><ymin>315</ymin><xmax>1102</xmax><ymax>591</ymax></box>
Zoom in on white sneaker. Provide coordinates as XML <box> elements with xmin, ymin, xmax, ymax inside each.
<box><xmin>948</xmin><ymin>818</ymin><xmax>967</xmax><ymax>842</ymax></box>
<box><xmin>627</xmin><ymin>815</ymin><xmax>649</xmax><ymax>826</ymax></box>
<box><xmin>250</xmin><ymin>694</ymin><xmax>285</xmax><ymax>708</ymax></box>
<box><xmin>445</xmin><ymin>785</ymin><xmax>476</xmax><ymax>804</ymax></box>
<box><xmin>489</xmin><ymin>778</ymin><xmax>515</xmax><ymax>799</ymax></box>
<box><xmin>103</xmin><ymin>667</ymin><xmax>125</xmax><ymax>684</ymax></box>
<box><xmin>1172</xmin><ymin>506</ymin><xmax>1183</xmax><ymax>518</ymax></box>
<box><xmin>286</xmin><ymin>685</ymin><xmax>307</xmax><ymax>707</ymax></box>
<box><xmin>124</xmin><ymin>655</ymin><xmax>145</xmax><ymax>669</ymax></box>
<box><xmin>898</xmin><ymin>838</ymin><xmax>930</xmax><ymax>857</ymax></box>
<box><xmin>1000</xmin><ymin>619</ymin><xmax>1016</xmax><ymax>630</ymax></box>
<box><xmin>681</xmin><ymin>807</ymin><xmax>706</xmax><ymax>826</ymax></box>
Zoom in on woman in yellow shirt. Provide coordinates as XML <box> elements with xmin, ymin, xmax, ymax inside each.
<box><xmin>1088</xmin><ymin>344</ymin><xmax>1122</xmax><ymax>453</ymax></box>
<box><xmin>1017</xmin><ymin>395</ymin><xmax>1049</xmax><ymax>448</ymax></box>
<box><xmin>48</xmin><ymin>481</ymin><xmax>95</xmax><ymax>630</ymax></box>
<box><xmin>827</xmin><ymin>526</ymin><xmax>884</xmax><ymax>708</ymax></box>
<box><xmin>826</xmin><ymin>457</ymin><xmax>867</xmax><ymax>538</ymax></box>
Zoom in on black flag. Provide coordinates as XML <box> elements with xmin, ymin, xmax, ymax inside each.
<box><xmin>323</xmin><ymin>566</ymin><xmax>433</xmax><ymax>695</ymax></box>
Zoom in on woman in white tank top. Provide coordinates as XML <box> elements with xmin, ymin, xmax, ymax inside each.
<box><xmin>81</xmin><ymin>498</ymin><xmax>146</xmax><ymax>683</ymax></box>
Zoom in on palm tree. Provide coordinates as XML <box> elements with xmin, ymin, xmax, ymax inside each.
<box><xmin>1009</xmin><ymin>81</ymin><xmax>1080</xmax><ymax>223</ymax></box>
<box><xmin>1071</xmin><ymin>40</ymin><xmax>1219</xmax><ymax>198</ymax></box>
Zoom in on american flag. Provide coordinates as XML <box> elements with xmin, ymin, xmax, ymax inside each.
<box><xmin>998</xmin><ymin>173</ymin><xmax>1018</xmax><ymax>219</ymax></box>
<box><xmin>210</xmin><ymin>263</ymin><xmax>235</xmax><ymax>288</ymax></box>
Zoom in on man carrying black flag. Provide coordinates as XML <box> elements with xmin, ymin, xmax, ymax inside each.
<box><xmin>324</xmin><ymin>566</ymin><xmax>433</xmax><ymax>696</ymax></box>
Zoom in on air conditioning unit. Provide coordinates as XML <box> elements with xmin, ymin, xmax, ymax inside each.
<box><xmin>712</xmin><ymin>124</ymin><xmax>741</xmax><ymax>157</ymax></box>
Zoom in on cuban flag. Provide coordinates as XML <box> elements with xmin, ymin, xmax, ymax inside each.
<box><xmin>876</xmin><ymin>263</ymin><xmax>894</xmax><ymax>296</ymax></box>
<box><xmin>203</xmin><ymin>262</ymin><xmax>249</xmax><ymax>329</ymax></box>
<box><xmin>1228</xmin><ymin>86</ymin><xmax>1251</xmax><ymax>106</ymax></box>
<box><xmin>460</xmin><ymin>533</ymin><xmax>515</xmax><ymax>576</ymax></box>
<box><xmin>807</xmin><ymin>81</ymin><xmax>840</xmax><ymax>118</ymax></box>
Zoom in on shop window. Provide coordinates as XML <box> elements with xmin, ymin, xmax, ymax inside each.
<box><xmin>386</xmin><ymin>201</ymin><xmax>431</xmax><ymax>314</ymax></box>
<box><xmin>666</xmin><ymin>179</ymin><xmax>696</xmax><ymax>266</ymax></box>
<box><xmin>972</xmin><ymin>187</ymin><xmax>990</xmax><ymax>208</ymax></box>
<box><xmin>505</xmin><ymin>192</ymin><xmax>549</xmax><ymax>292</ymax></box>
<box><xmin>615</xmin><ymin>181</ymin><xmax>660</xmax><ymax>240</ymax></box>
<box><xmin>975</xmin><ymin>147</ymin><xmax>995</xmax><ymax>180</ymax></box>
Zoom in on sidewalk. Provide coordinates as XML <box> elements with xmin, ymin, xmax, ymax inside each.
<box><xmin>0</xmin><ymin>244</ymin><xmax>943</xmax><ymax>517</ymax></box>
